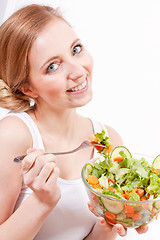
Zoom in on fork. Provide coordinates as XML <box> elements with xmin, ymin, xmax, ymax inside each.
<box><xmin>14</xmin><ymin>140</ymin><xmax>105</xmax><ymax>163</ymax></box>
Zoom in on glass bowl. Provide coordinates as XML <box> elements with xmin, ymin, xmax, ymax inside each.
<box><xmin>81</xmin><ymin>153</ymin><xmax>160</xmax><ymax>228</ymax></box>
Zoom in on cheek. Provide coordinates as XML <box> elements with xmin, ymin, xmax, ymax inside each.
<box><xmin>85</xmin><ymin>52</ymin><xmax>94</xmax><ymax>74</ymax></box>
<box><xmin>42</xmin><ymin>78</ymin><xmax>65</xmax><ymax>96</ymax></box>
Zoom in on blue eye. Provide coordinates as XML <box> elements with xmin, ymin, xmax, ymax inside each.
<box><xmin>73</xmin><ymin>44</ymin><xmax>82</xmax><ymax>55</ymax></box>
<box><xmin>47</xmin><ymin>63</ymin><xmax>59</xmax><ymax>73</ymax></box>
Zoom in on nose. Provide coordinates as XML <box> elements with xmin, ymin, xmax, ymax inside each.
<box><xmin>66</xmin><ymin>60</ymin><xmax>85</xmax><ymax>81</ymax></box>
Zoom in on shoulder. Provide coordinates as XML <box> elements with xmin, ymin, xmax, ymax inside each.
<box><xmin>0</xmin><ymin>115</ymin><xmax>32</xmax><ymax>184</ymax></box>
<box><xmin>0</xmin><ymin>115</ymin><xmax>32</xmax><ymax>222</ymax></box>
<box><xmin>0</xmin><ymin>115</ymin><xmax>32</xmax><ymax>154</ymax></box>
<box><xmin>105</xmin><ymin>125</ymin><xmax>123</xmax><ymax>148</ymax></box>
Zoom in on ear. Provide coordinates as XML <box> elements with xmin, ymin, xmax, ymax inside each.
<box><xmin>20</xmin><ymin>83</ymin><xmax>39</xmax><ymax>98</ymax></box>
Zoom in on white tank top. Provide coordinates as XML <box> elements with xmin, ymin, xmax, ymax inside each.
<box><xmin>6</xmin><ymin>112</ymin><xmax>108</xmax><ymax>240</ymax></box>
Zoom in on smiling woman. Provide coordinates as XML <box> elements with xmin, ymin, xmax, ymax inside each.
<box><xmin>0</xmin><ymin>3</ymin><xmax>148</xmax><ymax>240</ymax></box>
<box><xmin>26</xmin><ymin>19</ymin><xmax>93</xmax><ymax>110</ymax></box>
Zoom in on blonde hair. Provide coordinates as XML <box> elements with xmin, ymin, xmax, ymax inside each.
<box><xmin>0</xmin><ymin>4</ymin><xmax>65</xmax><ymax>112</ymax></box>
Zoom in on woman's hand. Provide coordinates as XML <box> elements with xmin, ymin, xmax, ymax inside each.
<box><xmin>85</xmin><ymin>202</ymin><xmax>126</xmax><ymax>240</ymax></box>
<box><xmin>135</xmin><ymin>223</ymin><xmax>148</xmax><ymax>234</ymax></box>
<box><xmin>86</xmin><ymin>201</ymin><xmax>148</xmax><ymax>240</ymax></box>
<box><xmin>21</xmin><ymin>148</ymin><xmax>61</xmax><ymax>208</ymax></box>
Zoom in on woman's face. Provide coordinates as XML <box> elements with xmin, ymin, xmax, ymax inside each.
<box><xmin>27</xmin><ymin>18</ymin><xmax>93</xmax><ymax>111</ymax></box>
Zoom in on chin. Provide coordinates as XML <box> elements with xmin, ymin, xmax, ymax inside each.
<box><xmin>75</xmin><ymin>94</ymin><xmax>93</xmax><ymax>108</ymax></box>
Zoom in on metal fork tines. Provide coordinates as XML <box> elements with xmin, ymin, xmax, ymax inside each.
<box><xmin>13</xmin><ymin>140</ymin><xmax>105</xmax><ymax>163</ymax></box>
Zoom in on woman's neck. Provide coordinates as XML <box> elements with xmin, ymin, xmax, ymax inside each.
<box><xmin>27</xmin><ymin>106</ymin><xmax>94</xmax><ymax>155</ymax></box>
<box><xmin>28</xmin><ymin>106</ymin><xmax>83</xmax><ymax>141</ymax></box>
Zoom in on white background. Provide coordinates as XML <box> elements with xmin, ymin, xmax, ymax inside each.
<box><xmin>0</xmin><ymin>1</ymin><xmax>160</xmax><ymax>239</ymax></box>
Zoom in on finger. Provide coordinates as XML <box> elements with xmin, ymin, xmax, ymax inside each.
<box><xmin>26</xmin><ymin>148</ymin><xmax>37</xmax><ymax>154</ymax></box>
<box><xmin>98</xmin><ymin>217</ymin><xmax>112</xmax><ymax>232</ymax></box>
<box><xmin>29</xmin><ymin>153</ymin><xmax>57</xmax><ymax>177</ymax></box>
<box><xmin>43</xmin><ymin>153</ymin><xmax>56</xmax><ymax>163</ymax></box>
<box><xmin>136</xmin><ymin>223</ymin><xmax>148</xmax><ymax>234</ymax></box>
<box><xmin>87</xmin><ymin>201</ymin><xmax>99</xmax><ymax>217</ymax></box>
<box><xmin>36</xmin><ymin>162</ymin><xmax>56</xmax><ymax>184</ymax></box>
<box><xmin>22</xmin><ymin>149</ymin><xmax>44</xmax><ymax>173</ymax></box>
<box><xmin>114</xmin><ymin>224</ymin><xmax>127</xmax><ymax>236</ymax></box>
<box><xmin>46</xmin><ymin>166</ymin><xmax>60</xmax><ymax>186</ymax></box>
<box><xmin>24</xmin><ymin>156</ymin><xmax>57</xmax><ymax>187</ymax></box>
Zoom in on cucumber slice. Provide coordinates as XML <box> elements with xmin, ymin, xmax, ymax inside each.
<box><xmin>154</xmin><ymin>195</ymin><xmax>160</xmax><ymax>210</ymax></box>
<box><xmin>154</xmin><ymin>201</ymin><xmax>160</xmax><ymax>210</ymax></box>
<box><xmin>101</xmin><ymin>197</ymin><xmax>124</xmax><ymax>214</ymax></box>
<box><xmin>110</xmin><ymin>146</ymin><xmax>132</xmax><ymax>161</ymax></box>
<box><xmin>152</xmin><ymin>155</ymin><xmax>160</xmax><ymax>169</ymax></box>
<box><xmin>84</xmin><ymin>164</ymin><xmax>92</xmax><ymax>180</ymax></box>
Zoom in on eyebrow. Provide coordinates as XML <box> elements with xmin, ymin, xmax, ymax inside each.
<box><xmin>40</xmin><ymin>38</ymin><xmax>80</xmax><ymax>70</ymax></box>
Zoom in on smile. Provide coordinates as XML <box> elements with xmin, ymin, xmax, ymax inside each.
<box><xmin>66</xmin><ymin>79</ymin><xmax>87</xmax><ymax>93</ymax></box>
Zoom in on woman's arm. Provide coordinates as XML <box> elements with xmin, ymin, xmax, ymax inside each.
<box><xmin>0</xmin><ymin>192</ymin><xmax>58</xmax><ymax>240</ymax></box>
<box><xmin>0</xmin><ymin>117</ymin><xmax>60</xmax><ymax>240</ymax></box>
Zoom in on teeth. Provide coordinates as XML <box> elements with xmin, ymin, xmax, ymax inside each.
<box><xmin>68</xmin><ymin>80</ymin><xmax>87</xmax><ymax>92</ymax></box>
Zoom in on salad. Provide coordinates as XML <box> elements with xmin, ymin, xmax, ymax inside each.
<box><xmin>83</xmin><ymin>130</ymin><xmax>160</xmax><ymax>227</ymax></box>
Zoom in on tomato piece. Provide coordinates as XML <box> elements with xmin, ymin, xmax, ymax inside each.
<box><xmin>95</xmin><ymin>146</ymin><xmax>104</xmax><ymax>151</ymax></box>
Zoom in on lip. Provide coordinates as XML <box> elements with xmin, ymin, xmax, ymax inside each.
<box><xmin>66</xmin><ymin>78</ymin><xmax>88</xmax><ymax>95</ymax></box>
